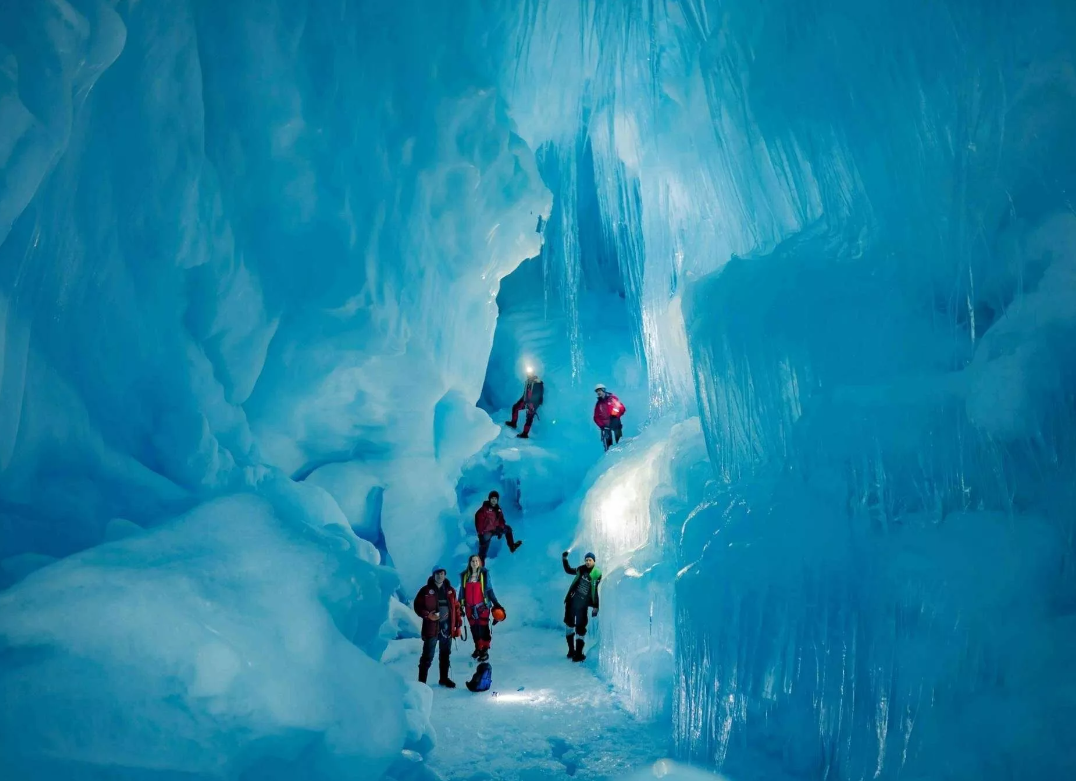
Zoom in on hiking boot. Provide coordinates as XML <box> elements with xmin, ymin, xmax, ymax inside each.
<box><xmin>438</xmin><ymin>657</ymin><xmax>455</xmax><ymax>687</ymax></box>
<box><xmin>516</xmin><ymin>432</ymin><xmax>529</xmax><ymax>439</ymax></box>
<box><xmin>566</xmin><ymin>636</ymin><xmax>575</xmax><ymax>658</ymax></box>
<box><xmin>477</xmin><ymin>650</ymin><xmax>489</xmax><ymax>662</ymax></box>
<box><xmin>471</xmin><ymin>648</ymin><xmax>481</xmax><ymax>659</ymax></box>
<box><xmin>572</xmin><ymin>639</ymin><xmax>586</xmax><ymax>662</ymax></box>
<box><xmin>504</xmin><ymin>420</ymin><xmax>517</xmax><ymax>429</ymax></box>
<box><xmin>509</xmin><ymin>540</ymin><xmax>523</xmax><ymax>553</ymax></box>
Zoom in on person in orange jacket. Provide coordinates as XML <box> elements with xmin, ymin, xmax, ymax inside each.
<box><xmin>412</xmin><ymin>566</ymin><xmax>460</xmax><ymax>687</ymax></box>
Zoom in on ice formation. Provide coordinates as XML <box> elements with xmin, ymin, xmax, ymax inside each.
<box><xmin>2</xmin><ymin>0</ymin><xmax>1075</xmax><ymax>780</ymax></box>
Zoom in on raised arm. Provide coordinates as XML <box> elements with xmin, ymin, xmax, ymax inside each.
<box><xmin>561</xmin><ymin>551</ymin><xmax>576</xmax><ymax>575</ymax></box>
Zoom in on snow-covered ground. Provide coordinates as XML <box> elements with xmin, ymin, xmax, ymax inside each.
<box><xmin>383</xmin><ymin>624</ymin><xmax>671</xmax><ymax>781</ymax></box>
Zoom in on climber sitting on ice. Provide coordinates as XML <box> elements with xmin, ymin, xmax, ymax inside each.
<box><xmin>474</xmin><ymin>490</ymin><xmax>522</xmax><ymax>560</ymax></box>
<box><xmin>593</xmin><ymin>384</ymin><xmax>626</xmax><ymax>451</ymax></box>
<box><xmin>562</xmin><ymin>550</ymin><xmax>601</xmax><ymax>662</ymax></box>
<box><xmin>505</xmin><ymin>367</ymin><xmax>545</xmax><ymax>439</ymax></box>
<box><xmin>459</xmin><ymin>554</ymin><xmax>505</xmax><ymax>663</ymax></box>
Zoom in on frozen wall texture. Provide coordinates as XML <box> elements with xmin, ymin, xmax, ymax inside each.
<box><xmin>1</xmin><ymin>0</ymin><xmax>547</xmax><ymax>778</ymax></box>
<box><xmin>0</xmin><ymin>0</ymin><xmax>548</xmax><ymax>580</ymax></box>
<box><xmin>483</xmin><ymin>0</ymin><xmax>1076</xmax><ymax>779</ymax></box>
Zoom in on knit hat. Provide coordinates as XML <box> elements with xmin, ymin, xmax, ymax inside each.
<box><xmin>584</xmin><ymin>552</ymin><xmax>596</xmax><ymax>561</ymax></box>
<box><xmin>431</xmin><ymin>565</ymin><xmax>446</xmax><ymax>575</ymax></box>
<box><xmin>488</xmin><ymin>490</ymin><xmax>499</xmax><ymax>499</ymax></box>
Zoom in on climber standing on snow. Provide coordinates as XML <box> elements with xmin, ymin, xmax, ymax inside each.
<box><xmin>593</xmin><ymin>384</ymin><xmax>626</xmax><ymax>451</ymax></box>
<box><xmin>474</xmin><ymin>490</ymin><xmax>522</xmax><ymax>560</ymax></box>
<box><xmin>459</xmin><ymin>554</ymin><xmax>505</xmax><ymax>663</ymax></box>
<box><xmin>506</xmin><ymin>367</ymin><xmax>545</xmax><ymax>439</ymax></box>
<box><xmin>413</xmin><ymin>566</ymin><xmax>459</xmax><ymax>688</ymax></box>
<box><xmin>562</xmin><ymin>550</ymin><xmax>602</xmax><ymax>662</ymax></box>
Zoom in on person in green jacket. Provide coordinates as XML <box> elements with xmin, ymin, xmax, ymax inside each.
<box><xmin>561</xmin><ymin>550</ymin><xmax>601</xmax><ymax>662</ymax></box>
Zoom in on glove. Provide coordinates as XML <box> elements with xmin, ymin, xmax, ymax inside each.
<box><xmin>591</xmin><ymin>608</ymin><xmax>599</xmax><ymax>617</ymax></box>
<box><xmin>562</xmin><ymin>550</ymin><xmax>570</xmax><ymax>558</ymax></box>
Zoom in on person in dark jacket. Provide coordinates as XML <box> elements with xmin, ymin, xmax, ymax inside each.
<box><xmin>593</xmin><ymin>384</ymin><xmax>626</xmax><ymax>451</ymax></box>
<box><xmin>459</xmin><ymin>555</ymin><xmax>503</xmax><ymax>662</ymax></box>
<box><xmin>562</xmin><ymin>550</ymin><xmax>602</xmax><ymax>662</ymax></box>
<box><xmin>506</xmin><ymin>369</ymin><xmax>545</xmax><ymax>439</ymax></box>
<box><xmin>474</xmin><ymin>490</ymin><xmax>522</xmax><ymax>560</ymax></box>
<box><xmin>412</xmin><ymin>566</ymin><xmax>459</xmax><ymax>687</ymax></box>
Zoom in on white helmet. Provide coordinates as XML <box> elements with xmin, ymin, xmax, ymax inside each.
<box><xmin>594</xmin><ymin>383</ymin><xmax>606</xmax><ymax>392</ymax></box>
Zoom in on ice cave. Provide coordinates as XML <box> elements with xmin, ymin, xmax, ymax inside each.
<box><xmin>1</xmin><ymin>1</ymin><xmax>1075</xmax><ymax>780</ymax></box>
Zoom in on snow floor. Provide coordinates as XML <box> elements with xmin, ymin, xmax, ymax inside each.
<box><xmin>383</xmin><ymin>624</ymin><xmax>672</xmax><ymax>781</ymax></box>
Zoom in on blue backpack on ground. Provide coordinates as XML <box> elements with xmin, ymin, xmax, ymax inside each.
<box><xmin>466</xmin><ymin>662</ymin><xmax>492</xmax><ymax>692</ymax></box>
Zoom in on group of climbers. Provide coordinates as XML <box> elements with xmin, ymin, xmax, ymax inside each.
<box><xmin>413</xmin><ymin>544</ymin><xmax>602</xmax><ymax>687</ymax></box>
<box><xmin>411</xmin><ymin>366</ymin><xmax>614</xmax><ymax>689</ymax></box>
<box><xmin>412</xmin><ymin>490</ymin><xmax>521</xmax><ymax>688</ymax></box>
<box><xmin>505</xmin><ymin>368</ymin><xmax>627</xmax><ymax>453</ymax></box>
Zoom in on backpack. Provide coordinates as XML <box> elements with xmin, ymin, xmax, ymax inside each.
<box><xmin>466</xmin><ymin>662</ymin><xmax>493</xmax><ymax>693</ymax></box>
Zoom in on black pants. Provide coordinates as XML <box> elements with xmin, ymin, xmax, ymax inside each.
<box><xmin>564</xmin><ymin>601</ymin><xmax>590</xmax><ymax>637</ymax></box>
<box><xmin>419</xmin><ymin>634</ymin><xmax>451</xmax><ymax>670</ymax></box>
<box><xmin>478</xmin><ymin>526</ymin><xmax>517</xmax><ymax>560</ymax></box>
<box><xmin>601</xmin><ymin>418</ymin><xmax>623</xmax><ymax>450</ymax></box>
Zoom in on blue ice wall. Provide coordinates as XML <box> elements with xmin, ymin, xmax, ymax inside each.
<box><xmin>0</xmin><ymin>1</ymin><xmax>548</xmax><ymax>778</ymax></box>
<box><xmin>0</xmin><ymin>0</ymin><xmax>548</xmax><ymax>587</ymax></box>
<box><xmin>669</xmin><ymin>3</ymin><xmax>1076</xmax><ymax>780</ymax></box>
<box><xmin>485</xmin><ymin>0</ymin><xmax>1076</xmax><ymax>779</ymax></box>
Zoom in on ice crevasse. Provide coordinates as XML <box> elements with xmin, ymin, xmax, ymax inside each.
<box><xmin>2</xmin><ymin>0</ymin><xmax>1076</xmax><ymax>781</ymax></box>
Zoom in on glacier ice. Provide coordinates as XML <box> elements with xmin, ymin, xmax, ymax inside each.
<box><xmin>2</xmin><ymin>0</ymin><xmax>1076</xmax><ymax>780</ymax></box>
<box><xmin>0</xmin><ymin>493</ymin><xmax>419</xmax><ymax>780</ymax></box>
<box><xmin>481</xmin><ymin>0</ymin><xmax>1076</xmax><ymax>779</ymax></box>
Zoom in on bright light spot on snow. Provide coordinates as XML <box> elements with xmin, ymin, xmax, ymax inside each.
<box><xmin>491</xmin><ymin>688</ymin><xmax>554</xmax><ymax>705</ymax></box>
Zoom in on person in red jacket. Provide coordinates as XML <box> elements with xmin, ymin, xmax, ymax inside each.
<box><xmin>459</xmin><ymin>555</ymin><xmax>503</xmax><ymax>662</ymax></box>
<box><xmin>593</xmin><ymin>384</ymin><xmax>626</xmax><ymax>451</ymax></box>
<box><xmin>412</xmin><ymin>566</ymin><xmax>460</xmax><ymax>687</ymax></box>
<box><xmin>505</xmin><ymin>368</ymin><xmax>545</xmax><ymax>439</ymax></box>
<box><xmin>474</xmin><ymin>490</ymin><xmax>522</xmax><ymax>560</ymax></box>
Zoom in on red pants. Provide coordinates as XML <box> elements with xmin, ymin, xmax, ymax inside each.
<box><xmin>509</xmin><ymin>399</ymin><xmax>537</xmax><ymax>434</ymax></box>
<box><xmin>469</xmin><ymin>619</ymin><xmax>491</xmax><ymax>652</ymax></box>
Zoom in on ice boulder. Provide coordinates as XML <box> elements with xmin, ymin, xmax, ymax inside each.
<box><xmin>0</xmin><ymin>494</ymin><xmax>408</xmax><ymax>781</ymax></box>
<box><xmin>304</xmin><ymin>461</ymin><xmax>386</xmax><ymax>542</ymax></box>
